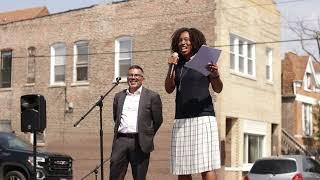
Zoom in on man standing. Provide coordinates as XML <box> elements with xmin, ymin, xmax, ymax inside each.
<box><xmin>109</xmin><ymin>65</ymin><xmax>163</xmax><ymax>180</ymax></box>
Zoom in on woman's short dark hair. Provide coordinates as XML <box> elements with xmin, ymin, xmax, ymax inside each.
<box><xmin>171</xmin><ymin>27</ymin><xmax>206</xmax><ymax>56</ymax></box>
<box><xmin>128</xmin><ymin>65</ymin><xmax>144</xmax><ymax>73</ymax></box>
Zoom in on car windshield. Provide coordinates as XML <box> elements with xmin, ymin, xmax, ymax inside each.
<box><xmin>250</xmin><ymin>159</ymin><xmax>297</xmax><ymax>174</ymax></box>
<box><xmin>0</xmin><ymin>133</ymin><xmax>32</xmax><ymax>151</ymax></box>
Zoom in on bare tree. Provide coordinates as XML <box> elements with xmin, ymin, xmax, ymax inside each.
<box><xmin>289</xmin><ymin>17</ymin><xmax>320</xmax><ymax>62</ymax></box>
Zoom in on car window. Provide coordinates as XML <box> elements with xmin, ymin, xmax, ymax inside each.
<box><xmin>251</xmin><ymin>159</ymin><xmax>297</xmax><ymax>174</ymax></box>
<box><xmin>304</xmin><ymin>158</ymin><xmax>320</xmax><ymax>173</ymax></box>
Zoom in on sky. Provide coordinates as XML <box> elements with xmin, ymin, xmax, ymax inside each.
<box><xmin>0</xmin><ymin>0</ymin><xmax>319</xmax><ymax>58</ymax></box>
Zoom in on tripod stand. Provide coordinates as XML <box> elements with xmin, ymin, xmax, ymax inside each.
<box><xmin>74</xmin><ymin>77</ymin><xmax>121</xmax><ymax>180</ymax></box>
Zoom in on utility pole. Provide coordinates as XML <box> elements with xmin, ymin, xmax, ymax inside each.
<box><xmin>316</xmin><ymin>32</ymin><xmax>320</xmax><ymax>59</ymax></box>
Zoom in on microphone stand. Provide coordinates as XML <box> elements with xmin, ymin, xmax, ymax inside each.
<box><xmin>74</xmin><ymin>77</ymin><xmax>121</xmax><ymax>180</ymax></box>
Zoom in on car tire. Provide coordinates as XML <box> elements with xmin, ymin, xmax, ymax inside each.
<box><xmin>5</xmin><ymin>170</ymin><xmax>27</xmax><ymax>180</ymax></box>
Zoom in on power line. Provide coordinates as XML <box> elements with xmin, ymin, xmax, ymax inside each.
<box><xmin>8</xmin><ymin>37</ymin><xmax>317</xmax><ymax>59</ymax></box>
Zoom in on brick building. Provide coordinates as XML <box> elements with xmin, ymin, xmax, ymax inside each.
<box><xmin>0</xmin><ymin>0</ymin><xmax>281</xmax><ymax>179</ymax></box>
<box><xmin>282</xmin><ymin>52</ymin><xmax>320</xmax><ymax>153</ymax></box>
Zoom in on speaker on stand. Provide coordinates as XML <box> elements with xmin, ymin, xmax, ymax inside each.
<box><xmin>21</xmin><ymin>94</ymin><xmax>46</xmax><ymax>179</ymax></box>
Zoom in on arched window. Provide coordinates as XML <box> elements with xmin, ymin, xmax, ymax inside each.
<box><xmin>115</xmin><ymin>36</ymin><xmax>132</xmax><ymax>80</ymax></box>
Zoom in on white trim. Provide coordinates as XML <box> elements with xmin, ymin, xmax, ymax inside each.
<box><xmin>295</xmin><ymin>94</ymin><xmax>317</xmax><ymax>105</ymax></box>
<box><xmin>50</xmin><ymin>43</ymin><xmax>66</xmax><ymax>85</ymax></box>
<box><xmin>302</xmin><ymin>103</ymin><xmax>313</xmax><ymax>137</ymax></box>
<box><xmin>243</xmin><ymin>119</ymin><xmax>267</xmax><ymax>135</ymax></box>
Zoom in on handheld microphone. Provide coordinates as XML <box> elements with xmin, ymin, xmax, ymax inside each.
<box><xmin>170</xmin><ymin>52</ymin><xmax>179</xmax><ymax>78</ymax></box>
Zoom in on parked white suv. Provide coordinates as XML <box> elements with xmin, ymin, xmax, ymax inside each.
<box><xmin>244</xmin><ymin>155</ymin><xmax>320</xmax><ymax>180</ymax></box>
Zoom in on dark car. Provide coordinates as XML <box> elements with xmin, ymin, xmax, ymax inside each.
<box><xmin>0</xmin><ymin>132</ymin><xmax>73</xmax><ymax>180</ymax></box>
<box><xmin>244</xmin><ymin>155</ymin><xmax>320</xmax><ymax>180</ymax></box>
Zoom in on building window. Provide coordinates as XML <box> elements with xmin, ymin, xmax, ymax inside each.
<box><xmin>0</xmin><ymin>50</ymin><xmax>12</xmax><ymax>88</ymax></box>
<box><xmin>302</xmin><ymin>103</ymin><xmax>312</xmax><ymax>137</ymax></box>
<box><xmin>266</xmin><ymin>48</ymin><xmax>273</xmax><ymax>82</ymax></box>
<box><xmin>50</xmin><ymin>43</ymin><xmax>66</xmax><ymax>85</ymax></box>
<box><xmin>27</xmin><ymin>47</ymin><xmax>36</xmax><ymax>84</ymax></box>
<box><xmin>230</xmin><ymin>35</ymin><xmax>255</xmax><ymax>77</ymax></box>
<box><xmin>73</xmin><ymin>41</ymin><xmax>89</xmax><ymax>82</ymax></box>
<box><xmin>115</xmin><ymin>37</ymin><xmax>132</xmax><ymax>80</ymax></box>
<box><xmin>0</xmin><ymin>119</ymin><xmax>12</xmax><ymax>132</ymax></box>
<box><xmin>305</xmin><ymin>72</ymin><xmax>312</xmax><ymax>90</ymax></box>
<box><xmin>243</xmin><ymin>134</ymin><xmax>264</xmax><ymax>163</ymax></box>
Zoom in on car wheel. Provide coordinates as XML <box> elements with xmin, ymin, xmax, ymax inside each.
<box><xmin>5</xmin><ymin>170</ymin><xmax>27</xmax><ymax>180</ymax></box>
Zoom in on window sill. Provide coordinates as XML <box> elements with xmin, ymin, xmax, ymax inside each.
<box><xmin>266</xmin><ymin>80</ymin><xmax>273</xmax><ymax>85</ymax></box>
<box><xmin>302</xmin><ymin>135</ymin><xmax>313</xmax><ymax>139</ymax></box>
<box><xmin>0</xmin><ymin>87</ymin><xmax>12</xmax><ymax>92</ymax></box>
<box><xmin>230</xmin><ymin>71</ymin><xmax>256</xmax><ymax>81</ymax></box>
<box><xmin>49</xmin><ymin>83</ymin><xmax>66</xmax><ymax>88</ymax></box>
<box><xmin>71</xmin><ymin>82</ymin><xmax>89</xmax><ymax>87</ymax></box>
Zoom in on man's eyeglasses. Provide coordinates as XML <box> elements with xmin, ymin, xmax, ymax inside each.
<box><xmin>127</xmin><ymin>74</ymin><xmax>143</xmax><ymax>78</ymax></box>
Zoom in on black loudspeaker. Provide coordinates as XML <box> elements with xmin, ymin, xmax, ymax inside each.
<box><xmin>21</xmin><ymin>94</ymin><xmax>46</xmax><ymax>132</ymax></box>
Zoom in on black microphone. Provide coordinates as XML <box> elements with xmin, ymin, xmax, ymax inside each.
<box><xmin>116</xmin><ymin>77</ymin><xmax>121</xmax><ymax>83</ymax></box>
<box><xmin>170</xmin><ymin>52</ymin><xmax>179</xmax><ymax>78</ymax></box>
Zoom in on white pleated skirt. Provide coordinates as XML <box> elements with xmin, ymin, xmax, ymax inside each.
<box><xmin>170</xmin><ymin>116</ymin><xmax>221</xmax><ymax>175</ymax></box>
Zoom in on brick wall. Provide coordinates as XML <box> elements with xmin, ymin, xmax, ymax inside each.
<box><xmin>0</xmin><ymin>0</ymin><xmax>218</xmax><ymax>179</ymax></box>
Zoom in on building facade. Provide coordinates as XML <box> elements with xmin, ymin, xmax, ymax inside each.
<box><xmin>0</xmin><ymin>0</ymin><xmax>281</xmax><ymax>179</ymax></box>
<box><xmin>282</xmin><ymin>52</ymin><xmax>320</xmax><ymax>154</ymax></box>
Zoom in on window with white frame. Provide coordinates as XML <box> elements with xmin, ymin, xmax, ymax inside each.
<box><xmin>305</xmin><ymin>72</ymin><xmax>312</xmax><ymax>90</ymax></box>
<box><xmin>266</xmin><ymin>48</ymin><xmax>273</xmax><ymax>82</ymax></box>
<box><xmin>74</xmin><ymin>41</ymin><xmax>89</xmax><ymax>82</ymax></box>
<box><xmin>115</xmin><ymin>37</ymin><xmax>132</xmax><ymax>80</ymax></box>
<box><xmin>230</xmin><ymin>35</ymin><xmax>256</xmax><ymax>77</ymax></box>
<box><xmin>243</xmin><ymin>134</ymin><xmax>264</xmax><ymax>163</ymax></box>
<box><xmin>302</xmin><ymin>103</ymin><xmax>312</xmax><ymax>137</ymax></box>
<box><xmin>50</xmin><ymin>43</ymin><xmax>66</xmax><ymax>84</ymax></box>
<box><xmin>0</xmin><ymin>50</ymin><xmax>12</xmax><ymax>88</ymax></box>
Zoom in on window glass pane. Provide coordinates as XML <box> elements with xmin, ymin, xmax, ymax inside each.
<box><xmin>55</xmin><ymin>56</ymin><xmax>65</xmax><ymax>66</ymax></box>
<box><xmin>119</xmin><ymin>40</ymin><xmax>131</xmax><ymax>59</ymax></box>
<box><xmin>248</xmin><ymin>135</ymin><xmax>259</xmax><ymax>163</ymax></box>
<box><xmin>266</xmin><ymin>65</ymin><xmax>270</xmax><ymax>80</ymax></box>
<box><xmin>1</xmin><ymin>51</ymin><xmax>12</xmax><ymax>88</ymax></box>
<box><xmin>239</xmin><ymin>40</ymin><xmax>244</xmax><ymax>55</ymax></box>
<box><xmin>55</xmin><ymin>44</ymin><xmax>66</xmax><ymax>66</ymax></box>
<box><xmin>239</xmin><ymin>56</ymin><xmax>244</xmax><ymax>73</ymax></box>
<box><xmin>119</xmin><ymin>60</ymin><xmax>131</xmax><ymax>77</ymax></box>
<box><xmin>248</xmin><ymin>44</ymin><xmax>252</xmax><ymax>58</ymax></box>
<box><xmin>77</xmin><ymin>43</ymin><xmax>89</xmax><ymax>64</ymax></box>
<box><xmin>77</xmin><ymin>66</ymin><xmax>88</xmax><ymax>81</ymax></box>
<box><xmin>303</xmin><ymin>104</ymin><xmax>312</xmax><ymax>136</ymax></box>
<box><xmin>248</xmin><ymin>59</ymin><xmax>253</xmax><ymax>75</ymax></box>
<box><xmin>230</xmin><ymin>53</ymin><xmax>235</xmax><ymax>69</ymax></box>
<box><xmin>54</xmin><ymin>65</ymin><xmax>65</xmax><ymax>82</ymax></box>
<box><xmin>230</xmin><ymin>37</ymin><xmax>235</xmax><ymax>52</ymax></box>
<box><xmin>27</xmin><ymin>57</ymin><xmax>35</xmax><ymax>83</ymax></box>
<box><xmin>244</xmin><ymin>134</ymin><xmax>264</xmax><ymax>163</ymax></box>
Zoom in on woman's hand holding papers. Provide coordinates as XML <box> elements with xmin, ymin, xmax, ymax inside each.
<box><xmin>207</xmin><ymin>63</ymin><xmax>223</xmax><ymax>93</ymax></box>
